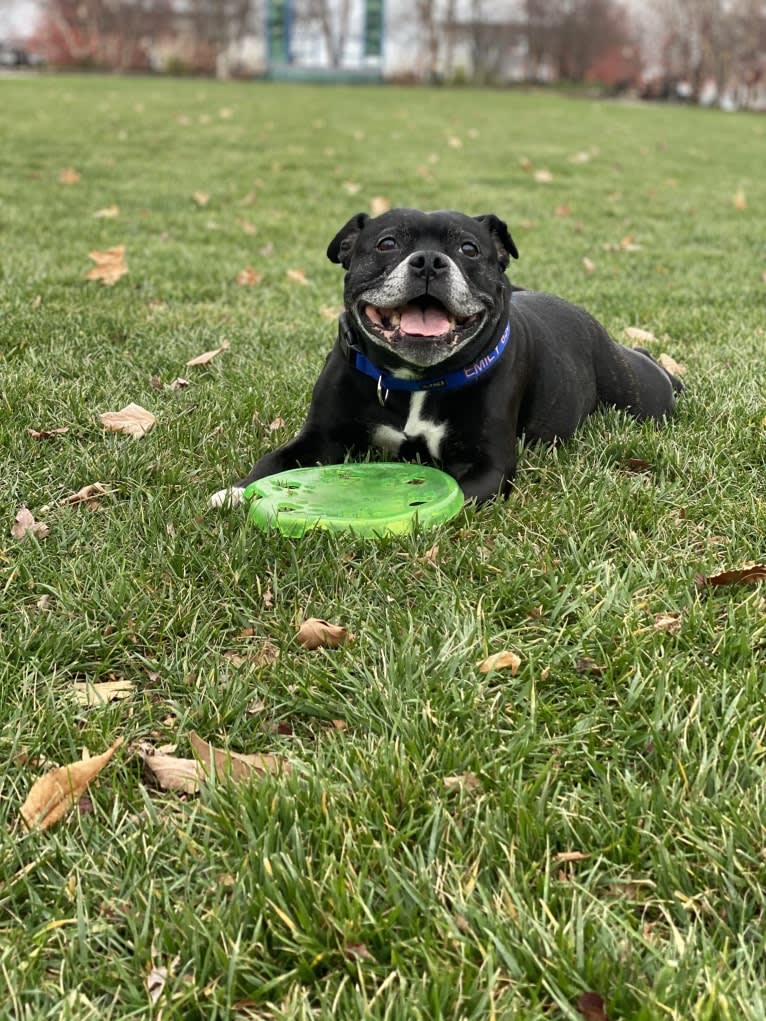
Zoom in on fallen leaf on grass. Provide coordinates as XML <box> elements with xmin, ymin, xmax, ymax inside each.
<box><xmin>658</xmin><ymin>352</ymin><xmax>687</xmax><ymax>377</ymax></box>
<box><xmin>236</xmin><ymin>267</ymin><xmax>263</xmax><ymax>286</ymax></box>
<box><xmin>28</xmin><ymin>427</ymin><xmax>69</xmax><ymax>440</ymax></box>
<box><xmin>72</xmin><ymin>679</ymin><xmax>135</xmax><ymax>706</ymax></box>
<box><xmin>93</xmin><ymin>205</ymin><xmax>120</xmax><ymax>219</ymax></box>
<box><xmin>297</xmin><ymin>618</ymin><xmax>349</xmax><ymax>650</ymax></box>
<box><xmin>146</xmin><ymin>965</ymin><xmax>168</xmax><ymax>1005</ymax></box>
<box><xmin>553</xmin><ymin>850</ymin><xmax>590</xmax><ymax>863</ymax></box>
<box><xmin>342</xmin><ymin>180</ymin><xmax>361</xmax><ymax>195</ymax></box>
<box><xmin>443</xmin><ymin>772</ymin><xmax>480</xmax><ymax>792</ymax></box>
<box><xmin>189</xmin><ymin>731</ymin><xmax>290</xmax><ymax>780</ymax></box>
<box><xmin>554</xmin><ymin>204</ymin><xmax>571</xmax><ymax>218</ymax></box>
<box><xmin>695</xmin><ymin>565</ymin><xmax>766</xmax><ymax>589</ymax></box>
<box><xmin>534</xmin><ymin>169</ymin><xmax>554</xmax><ymax>183</ymax></box>
<box><xmin>623</xmin><ymin>457</ymin><xmax>651</xmax><ymax>473</ymax></box>
<box><xmin>477</xmin><ymin>650</ymin><xmax>521</xmax><ymax>675</ymax></box>
<box><xmin>186</xmin><ymin>340</ymin><xmax>230</xmax><ymax>366</ymax></box>
<box><xmin>577</xmin><ymin>991</ymin><xmax>609</xmax><ymax>1021</ymax></box>
<box><xmin>733</xmin><ymin>189</ymin><xmax>747</xmax><ymax>210</ymax></box>
<box><xmin>192</xmin><ymin>191</ymin><xmax>210</xmax><ymax>206</ymax></box>
<box><xmin>320</xmin><ymin>304</ymin><xmax>343</xmax><ymax>321</ymax></box>
<box><xmin>654</xmin><ymin>611</ymin><xmax>681</xmax><ymax>634</ymax></box>
<box><xmin>59</xmin><ymin>167</ymin><xmax>80</xmax><ymax>184</ymax></box>
<box><xmin>624</xmin><ymin>326</ymin><xmax>657</xmax><ymax>344</ymax></box>
<box><xmin>576</xmin><ymin>657</ymin><xmax>604</xmax><ymax>677</ymax></box>
<box><xmin>583</xmin><ymin>257</ymin><xmax>596</xmax><ymax>274</ymax></box>
<box><xmin>139</xmin><ymin>744</ymin><xmax>204</xmax><ymax>794</ymax></box>
<box><xmin>11</xmin><ymin>507</ymin><xmax>49</xmax><ymax>540</ymax></box>
<box><xmin>286</xmin><ymin>268</ymin><xmax>308</xmax><ymax>286</ymax></box>
<box><xmin>344</xmin><ymin>943</ymin><xmax>375</xmax><ymax>962</ymax></box>
<box><xmin>19</xmin><ymin>737</ymin><xmax>123</xmax><ymax>831</ymax></box>
<box><xmin>59</xmin><ymin>482</ymin><xmax>112</xmax><ymax>508</ymax></box>
<box><xmin>370</xmin><ymin>196</ymin><xmax>391</xmax><ymax>216</ymax></box>
<box><xmin>85</xmin><ymin>245</ymin><xmax>128</xmax><ymax>286</ymax></box>
<box><xmin>99</xmin><ymin>403</ymin><xmax>155</xmax><ymax>438</ymax></box>
<box><xmin>224</xmin><ymin>640</ymin><xmax>280</xmax><ymax>669</ymax></box>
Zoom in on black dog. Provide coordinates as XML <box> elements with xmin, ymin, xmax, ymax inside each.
<box><xmin>211</xmin><ymin>208</ymin><xmax>682</xmax><ymax>507</ymax></box>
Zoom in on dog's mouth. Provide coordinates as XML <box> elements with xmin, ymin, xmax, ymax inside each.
<box><xmin>359</xmin><ymin>296</ymin><xmax>484</xmax><ymax>347</ymax></box>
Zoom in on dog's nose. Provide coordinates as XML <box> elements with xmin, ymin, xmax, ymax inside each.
<box><xmin>408</xmin><ymin>250</ymin><xmax>449</xmax><ymax>281</ymax></box>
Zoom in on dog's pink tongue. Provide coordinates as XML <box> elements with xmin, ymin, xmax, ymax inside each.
<box><xmin>400</xmin><ymin>304</ymin><xmax>451</xmax><ymax>337</ymax></box>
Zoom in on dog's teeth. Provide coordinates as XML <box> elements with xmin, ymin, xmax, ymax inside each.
<box><xmin>389</xmin><ymin>310</ymin><xmax>400</xmax><ymax>326</ymax></box>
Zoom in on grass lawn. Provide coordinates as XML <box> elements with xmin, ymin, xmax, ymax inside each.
<box><xmin>1</xmin><ymin>74</ymin><xmax>765</xmax><ymax>1019</ymax></box>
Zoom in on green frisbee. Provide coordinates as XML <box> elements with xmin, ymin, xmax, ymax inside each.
<box><xmin>243</xmin><ymin>463</ymin><xmax>464</xmax><ymax>537</ymax></box>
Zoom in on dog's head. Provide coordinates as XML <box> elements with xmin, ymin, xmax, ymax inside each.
<box><xmin>327</xmin><ymin>208</ymin><xmax>518</xmax><ymax>373</ymax></box>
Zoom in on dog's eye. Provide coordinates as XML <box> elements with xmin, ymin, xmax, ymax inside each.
<box><xmin>376</xmin><ymin>236</ymin><xmax>397</xmax><ymax>252</ymax></box>
<box><xmin>460</xmin><ymin>241</ymin><xmax>479</xmax><ymax>258</ymax></box>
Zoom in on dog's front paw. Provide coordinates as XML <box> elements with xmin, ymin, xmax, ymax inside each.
<box><xmin>209</xmin><ymin>486</ymin><xmax>245</xmax><ymax>509</ymax></box>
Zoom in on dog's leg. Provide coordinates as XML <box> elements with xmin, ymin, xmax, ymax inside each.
<box><xmin>448</xmin><ymin>455</ymin><xmax>516</xmax><ymax>505</ymax></box>
<box><xmin>595</xmin><ymin>341</ymin><xmax>680</xmax><ymax>421</ymax></box>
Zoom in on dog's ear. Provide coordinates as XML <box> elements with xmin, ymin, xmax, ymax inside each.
<box><xmin>327</xmin><ymin>212</ymin><xmax>370</xmax><ymax>268</ymax></box>
<box><xmin>473</xmin><ymin>214</ymin><xmax>519</xmax><ymax>270</ymax></box>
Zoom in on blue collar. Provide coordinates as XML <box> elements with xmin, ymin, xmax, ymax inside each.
<box><xmin>341</xmin><ymin>318</ymin><xmax>512</xmax><ymax>406</ymax></box>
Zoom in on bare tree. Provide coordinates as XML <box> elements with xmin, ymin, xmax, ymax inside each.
<box><xmin>293</xmin><ymin>0</ymin><xmax>352</xmax><ymax>68</ymax></box>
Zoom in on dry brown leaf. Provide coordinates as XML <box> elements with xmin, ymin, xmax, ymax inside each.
<box><xmin>236</xmin><ymin>267</ymin><xmax>263</xmax><ymax>286</ymax></box>
<box><xmin>443</xmin><ymin>772</ymin><xmax>480</xmax><ymax>791</ymax></box>
<box><xmin>286</xmin><ymin>268</ymin><xmax>308</xmax><ymax>286</ymax></box>
<box><xmin>146</xmin><ymin>965</ymin><xmax>168</xmax><ymax>1005</ymax></box>
<box><xmin>761</xmin><ymin>270</ymin><xmax>766</xmax><ymax>284</ymax></box>
<box><xmin>59</xmin><ymin>167</ymin><xmax>80</xmax><ymax>184</ymax></box>
<box><xmin>186</xmin><ymin>340</ymin><xmax>230</xmax><ymax>366</ymax></box>
<box><xmin>72</xmin><ymin>679</ymin><xmax>135</xmax><ymax>706</ymax></box>
<box><xmin>99</xmin><ymin>403</ymin><xmax>155</xmax><ymax>438</ymax></box>
<box><xmin>59</xmin><ymin>482</ymin><xmax>112</xmax><ymax>508</ymax></box>
<box><xmin>569</xmin><ymin>151</ymin><xmax>592</xmax><ymax>164</ymax></box>
<box><xmin>658</xmin><ymin>352</ymin><xmax>687</xmax><ymax>377</ymax></box>
<box><xmin>654</xmin><ymin>611</ymin><xmax>681</xmax><ymax>634</ymax></box>
<box><xmin>139</xmin><ymin>746</ymin><xmax>204</xmax><ymax>794</ymax></box>
<box><xmin>297</xmin><ymin>618</ymin><xmax>348</xmax><ymax>650</ymax></box>
<box><xmin>534</xmin><ymin>169</ymin><xmax>554</xmax><ymax>183</ymax></box>
<box><xmin>267</xmin><ymin>417</ymin><xmax>286</xmax><ymax>432</ymax></box>
<box><xmin>168</xmin><ymin>377</ymin><xmax>190</xmax><ymax>390</ymax></box>
<box><xmin>344</xmin><ymin>943</ymin><xmax>375</xmax><ymax>962</ymax></box>
<box><xmin>93</xmin><ymin>205</ymin><xmax>120</xmax><ymax>219</ymax></box>
<box><xmin>695</xmin><ymin>564</ymin><xmax>766</xmax><ymax>589</ymax></box>
<box><xmin>552</xmin><ymin>850</ymin><xmax>590</xmax><ymax>863</ymax></box>
<box><xmin>576</xmin><ymin>657</ymin><xmax>604</xmax><ymax>677</ymax></box>
<box><xmin>85</xmin><ymin>244</ymin><xmax>128</xmax><ymax>286</ymax></box>
<box><xmin>477</xmin><ymin>650</ymin><xmax>521</xmax><ymax>675</ymax></box>
<box><xmin>342</xmin><ymin>180</ymin><xmax>361</xmax><ymax>195</ymax></box>
<box><xmin>370</xmin><ymin>196</ymin><xmax>391</xmax><ymax>216</ymax></box>
<box><xmin>189</xmin><ymin>731</ymin><xmax>291</xmax><ymax>780</ymax></box>
<box><xmin>331</xmin><ymin>719</ymin><xmax>347</xmax><ymax>730</ymax></box>
<box><xmin>624</xmin><ymin>326</ymin><xmax>657</xmax><ymax>343</ymax></box>
<box><xmin>733</xmin><ymin>189</ymin><xmax>747</xmax><ymax>210</ymax></box>
<box><xmin>519</xmin><ymin>156</ymin><xmax>533</xmax><ymax>172</ymax></box>
<box><xmin>19</xmin><ymin>737</ymin><xmax>123</xmax><ymax>831</ymax></box>
<box><xmin>320</xmin><ymin>305</ymin><xmax>343</xmax><ymax>321</ymax></box>
<box><xmin>583</xmin><ymin>257</ymin><xmax>596</xmax><ymax>274</ymax></box>
<box><xmin>554</xmin><ymin>204</ymin><xmax>571</xmax><ymax>218</ymax></box>
<box><xmin>28</xmin><ymin>427</ymin><xmax>69</xmax><ymax>440</ymax></box>
<box><xmin>192</xmin><ymin>191</ymin><xmax>210</xmax><ymax>206</ymax></box>
<box><xmin>12</xmin><ymin>507</ymin><xmax>49</xmax><ymax>540</ymax></box>
<box><xmin>577</xmin><ymin>991</ymin><xmax>609</xmax><ymax>1021</ymax></box>
<box><xmin>238</xmin><ymin>219</ymin><xmax>258</xmax><ymax>235</ymax></box>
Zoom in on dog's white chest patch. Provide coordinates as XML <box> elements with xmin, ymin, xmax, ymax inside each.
<box><xmin>373</xmin><ymin>392</ymin><xmax>448</xmax><ymax>461</ymax></box>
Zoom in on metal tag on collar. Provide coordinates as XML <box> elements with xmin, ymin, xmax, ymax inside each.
<box><xmin>376</xmin><ymin>375</ymin><xmax>389</xmax><ymax>407</ymax></box>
